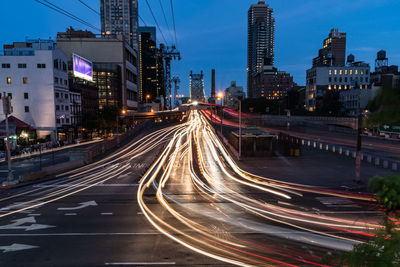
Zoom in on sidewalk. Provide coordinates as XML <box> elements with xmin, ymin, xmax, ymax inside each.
<box><xmin>0</xmin><ymin>138</ymin><xmax>103</xmax><ymax>164</ymax></box>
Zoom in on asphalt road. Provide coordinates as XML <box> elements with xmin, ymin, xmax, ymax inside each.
<box><xmin>0</xmin><ymin>112</ymin><xmax>388</xmax><ymax>266</ymax></box>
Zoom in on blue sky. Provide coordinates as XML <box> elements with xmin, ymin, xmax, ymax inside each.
<box><xmin>1</xmin><ymin>0</ymin><xmax>400</xmax><ymax>97</ymax></box>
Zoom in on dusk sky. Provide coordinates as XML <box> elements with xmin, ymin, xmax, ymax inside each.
<box><xmin>2</xmin><ymin>0</ymin><xmax>400</xmax><ymax>97</ymax></box>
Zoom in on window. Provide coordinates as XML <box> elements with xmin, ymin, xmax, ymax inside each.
<box><xmin>54</xmin><ymin>77</ymin><xmax>59</xmax><ymax>84</ymax></box>
<box><xmin>55</xmin><ymin>92</ymin><xmax>60</xmax><ymax>98</ymax></box>
<box><xmin>2</xmin><ymin>63</ymin><xmax>10</xmax><ymax>68</ymax></box>
<box><xmin>66</xmin><ymin>118</ymin><xmax>70</xmax><ymax>123</ymax></box>
<box><xmin>339</xmin><ymin>70</ymin><xmax>343</xmax><ymax>75</ymax></box>
<box><xmin>24</xmin><ymin>93</ymin><xmax>29</xmax><ymax>99</ymax></box>
<box><xmin>329</xmin><ymin>70</ymin><xmax>332</xmax><ymax>75</ymax></box>
<box><xmin>355</xmin><ymin>70</ymin><xmax>359</xmax><ymax>75</ymax></box>
<box><xmin>350</xmin><ymin>70</ymin><xmax>353</xmax><ymax>75</ymax></box>
<box><xmin>56</xmin><ymin>105</ymin><xmax>60</xmax><ymax>111</ymax></box>
<box><xmin>360</xmin><ymin>77</ymin><xmax>364</xmax><ymax>82</ymax></box>
<box><xmin>345</xmin><ymin>77</ymin><xmax>348</xmax><ymax>82</ymax></box>
<box><xmin>65</xmin><ymin>106</ymin><xmax>69</xmax><ymax>111</ymax></box>
<box><xmin>328</xmin><ymin>85</ymin><xmax>332</xmax><ymax>90</ymax></box>
<box><xmin>366</xmin><ymin>70</ymin><xmax>369</xmax><ymax>75</ymax></box>
<box><xmin>339</xmin><ymin>77</ymin><xmax>342</xmax><ymax>82</ymax></box>
<box><xmin>37</xmin><ymin>63</ymin><xmax>46</xmax><ymax>69</ymax></box>
<box><xmin>8</xmin><ymin>93</ymin><xmax>12</xmax><ymax>99</ymax></box>
<box><xmin>65</xmin><ymin>94</ymin><xmax>68</xmax><ymax>99</ymax></box>
<box><xmin>334</xmin><ymin>77</ymin><xmax>337</xmax><ymax>82</ymax></box>
<box><xmin>18</xmin><ymin>64</ymin><xmax>27</xmax><ymax>69</ymax></box>
<box><xmin>366</xmin><ymin>77</ymin><xmax>369</xmax><ymax>83</ymax></box>
<box><xmin>329</xmin><ymin>77</ymin><xmax>332</xmax><ymax>82</ymax></box>
<box><xmin>345</xmin><ymin>70</ymin><xmax>348</xmax><ymax>75</ymax></box>
<box><xmin>62</xmin><ymin>62</ymin><xmax>67</xmax><ymax>71</ymax></box>
<box><xmin>54</xmin><ymin>59</ymin><xmax>58</xmax><ymax>69</ymax></box>
<box><xmin>6</xmin><ymin>77</ymin><xmax>11</xmax><ymax>84</ymax></box>
<box><xmin>24</xmin><ymin>106</ymin><xmax>30</xmax><ymax>113</ymax></box>
<box><xmin>23</xmin><ymin>77</ymin><xmax>28</xmax><ymax>84</ymax></box>
<box><xmin>64</xmin><ymin>80</ymin><xmax>68</xmax><ymax>85</ymax></box>
<box><xmin>56</xmin><ymin>119</ymin><xmax>60</xmax><ymax>124</ymax></box>
<box><xmin>361</xmin><ymin>70</ymin><xmax>364</xmax><ymax>75</ymax></box>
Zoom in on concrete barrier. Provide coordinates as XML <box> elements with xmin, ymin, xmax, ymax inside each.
<box><xmin>319</xmin><ymin>143</ymin><xmax>323</xmax><ymax>150</ymax></box>
<box><xmin>367</xmin><ymin>155</ymin><xmax>372</xmax><ymax>163</ymax></box>
<box><xmin>375</xmin><ymin>158</ymin><xmax>380</xmax><ymax>166</ymax></box>
<box><xmin>326</xmin><ymin>145</ymin><xmax>329</xmax><ymax>151</ymax></box>
<box><xmin>383</xmin><ymin>160</ymin><xmax>389</xmax><ymax>169</ymax></box>
<box><xmin>313</xmin><ymin>142</ymin><xmax>317</xmax><ymax>148</ymax></box>
<box><xmin>339</xmin><ymin>147</ymin><xmax>343</xmax><ymax>155</ymax></box>
<box><xmin>19</xmin><ymin>171</ymin><xmax>47</xmax><ymax>183</ymax></box>
<box><xmin>392</xmin><ymin>163</ymin><xmax>398</xmax><ymax>171</ymax></box>
<box><xmin>332</xmin><ymin>146</ymin><xmax>336</xmax><ymax>153</ymax></box>
<box><xmin>345</xmin><ymin>150</ymin><xmax>350</xmax><ymax>156</ymax></box>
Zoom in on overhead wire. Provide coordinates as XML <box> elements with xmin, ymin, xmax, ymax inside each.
<box><xmin>34</xmin><ymin>0</ymin><xmax>101</xmax><ymax>32</ymax></box>
<box><xmin>158</xmin><ymin>0</ymin><xmax>174</xmax><ymax>44</ymax></box>
<box><xmin>144</xmin><ymin>0</ymin><xmax>169</xmax><ymax>45</ymax></box>
<box><xmin>170</xmin><ymin>0</ymin><xmax>178</xmax><ymax>47</ymax></box>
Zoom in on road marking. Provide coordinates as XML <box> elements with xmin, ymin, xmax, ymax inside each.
<box><xmin>105</xmin><ymin>262</ymin><xmax>176</xmax><ymax>266</ymax></box>
<box><xmin>0</xmin><ymin>243</ymin><xmax>39</xmax><ymax>253</ymax></box>
<box><xmin>316</xmin><ymin>197</ymin><xmax>360</xmax><ymax>208</ymax></box>
<box><xmin>0</xmin><ymin>217</ymin><xmax>55</xmax><ymax>231</ymax></box>
<box><xmin>137</xmin><ymin>212</ymin><xmax>143</xmax><ymax>215</ymax></box>
<box><xmin>64</xmin><ymin>213</ymin><xmax>77</xmax><ymax>216</ymax></box>
<box><xmin>101</xmin><ymin>213</ymin><xmax>113</xmax><ymax>216</ymax></box>
<box><xmin>34</xmin><ymin>184</ymin><xmax>138</xmax><ymax>188</ymax></box>
<box><xmin>0</xmin><ymin>232</ymin><xmax>162</xmax><ymax>237</ymax></box>
<box><xmin>58</xmin><ymin>201</ymin><xmax>97</xmax><ymax>211</ymax></box>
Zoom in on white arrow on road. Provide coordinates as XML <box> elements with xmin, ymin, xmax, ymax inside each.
<box><xmin>0</xmin><ymin>217</ymin><xmax>55</xmax><ymax>232</ymax></box>
<box><xmin>0</xmin><ymin>243</ymin><xmax>39</xmax><ymax>253</ymax></box>
<box><xmin>57</xmin><ymin>201</ymin><xmax>98</xmax><ymax>211</ymax></box>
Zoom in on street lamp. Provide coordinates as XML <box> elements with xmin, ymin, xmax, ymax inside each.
<box><xmin>217</xmin><ymin>92</ymin><xmax>224</xmax><ymax>106</ymax></box>
<box><xmin>146</xmin><ymin>94</ymin><xmax>151</xmax><ymax>104</ymax></box>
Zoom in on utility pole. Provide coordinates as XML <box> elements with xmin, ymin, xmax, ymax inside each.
<box><xmin>355</xmin><ymin>92</ymin><xmax>363</xmax><ymax>184</ymax></box>
<box><xmin>159</xmin><ymin>44</ymin><xmax>181</xmax><ymax>110</ymax></box>
<box><xmin>239</xmin><ymin>99</ymin><xmax>242</xmax><ymax>160</ymax></box>
<box><xmin>2</xmin><ymin>92</ymin><xmax>15</xmax><ymax>186</ymax></box>
<box><xmin>172</xmin><ymin>77</ymin><xmax>181</xmax><ymax>108</ymax></box>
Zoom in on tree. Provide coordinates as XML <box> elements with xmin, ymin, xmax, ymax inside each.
<box><xmin>99</xmin><ymin>105</ymin><xmax>119</xmax><ymax>132</ymax></box>
<box><xmin>366</xmin><ymin>85</ymin><xmax>400</xmax><ymax>127</ymax></box>
<box><xmin>343</xmin><ymin>175</ymin><xmax>400</xmax><ymax>266</ymax></box>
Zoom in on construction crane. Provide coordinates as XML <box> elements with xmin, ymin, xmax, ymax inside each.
<box><xmin>172</xmin><ymin>77</ymin><xmax>181</xmax><ymax>108</ymax></box>
<box><xmin>159</xmin><ymin>44</ymin><xmax>181</xmax><ymax>110</ymax></box>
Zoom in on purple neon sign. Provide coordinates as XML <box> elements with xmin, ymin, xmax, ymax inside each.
<box><xmin>73</xmin><ymin>54</ymin><xmax>93</xmax><ymax>81</ymax></box>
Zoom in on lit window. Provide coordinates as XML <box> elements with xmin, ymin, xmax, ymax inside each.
<box><xmin>339</xmin><ymin>85</ymin><xmax>342</xmax><ymax>90</ymax></box>
<box><xmin>329</xmin><ymin>70</ymin><xmax>332</xmax><ymax>75</ymax></box>
<box><xmin>361</xmin><ymin>70</ymin><xmax>364</xmax><ymax>75</ymax></box>
<box><xmin>334</xmin><ymin>69</ymin><xmax>337</xmax><ymax>75</ymax></box>
<box><xmin>6</xmin><ymin>77</ymin><xmax>11</xmax><ymax>84</ymax></box>
<box><xmin>345</xmin><ymin>70</ymin><xmax>348</xmax><ymax>75</ymax></box>
<box><xmin>350</xmin><ymin>70</ymin><xmax>353</xmax><ymax>75</ymax></box>
<box><xmin>334</xmin><ymin>85</ymin><xmax>337</xmax><ymax>90</ymax></box>
<box><xmin>328</xmin><ymin>85</ymin><xmax>332</xmax><ymax>90</ymax></box>
<box><xmin>344</xmin><ymin>85</ymin><xmax>347</xmax><ymax>90</ymax></box>
<box><xmin>355</xmin><ymin>70</ymin><xmax>359</xmax><ymax>75</ymax></box>
<box><xmin>339</xmin><ymin>70</ymin><xmax>343</xmax><ymax>75</ymax></box>
<box><xmin>23</xmin><ymin>77</ymin><xmax>28</xmax><ymax>84</ymax></box>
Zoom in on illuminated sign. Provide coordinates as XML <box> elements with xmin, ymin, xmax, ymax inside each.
<box><xmin>73</xmin><ymin>54</ymin><xmax>93</xmax><ymax>81</ymax></box>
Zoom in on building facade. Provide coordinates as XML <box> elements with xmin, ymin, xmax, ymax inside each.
<box><xmin>254</xmin><ymin>65</ymin><xmax>296</xmax><ymax>100</ymax></box>
<box><xmin>306</xmin><ymin>62</ymin><xmax>371</xmax><ymax>111</ymax></box>
<box><xmin>138</xmin><ymin>27</ymin><xmax>164</xmax><ymax>103</ymax></box>
<box><xmin>247</xmin><ymin>0</ymin><xmax>275</xmax><ymax>98</ymax></box>
<box><xmin>224</xmin><ymin>81</ymin><xmax>245</xmax><ymax>110</ymax></box>
<box><xmin>100</xmin><ymin>0</ymin><xmax>139</xmax><ymax>48</ymax></box>
<box><xmin>0</xmin><ymin>39</ymin><xmax>71</xmax><ymax>140</ymax></box>
<box><xmin>312</xmin><ymin>28</ymin><xmax>346</xmax><ymax>67</ymax></box>
<box><xmin>371</xmin><ymin>50</ymin><xmax>400</xmax><ymax>89</ymax></box>
<box><xmin>57</xmin><ymin>30</ymin><xmax>138</xmax><ymax>111</ymax></box>
<box><xmin>190</xmin><ymin>71</ymin><xmax>205</xmax><ymax>102</ymax></box>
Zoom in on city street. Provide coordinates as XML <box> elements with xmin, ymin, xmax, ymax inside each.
<box><xmin>0</xmin><ymin>111</ymin><xmax>387</xmax><ymax>266</ymax></box>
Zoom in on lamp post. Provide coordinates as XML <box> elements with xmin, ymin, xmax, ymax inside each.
<box><xmin>239</xmin><ymin>98</ymin><xmax>242</xmax><ymax>160</ymax></box>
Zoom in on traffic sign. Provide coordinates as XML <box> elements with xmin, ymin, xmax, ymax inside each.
<box><xmin>379</xmin><ymin>124</ymin><xmax>400</xmax><ymax>134</ymax></box>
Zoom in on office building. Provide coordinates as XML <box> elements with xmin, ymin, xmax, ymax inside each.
<box><xmin>0</xmin><ymin>39</ymin><xmax>71</xmax><ymax>141</ymax></box>
<box><xmin>190</xmin><ymin>71</ymin><xmax>205</xmax><ymax>102</ymax></box>
<box><xmin>138</xmin><ymin>27</ymin><xmax>164</xmax><ymax>103</ymax></box>
<box><xmin>312</xmin><ymin>28</ymin><xmax>346</xmax><ymax>67</ymax></box>
<box><xmin>100</xmin><ymin>0</ymin><xmax>139</xmax><ymax>48</ymax></box>
<box><xmin>254</xmin><ymin>65</ymin><xmax>296</xmax><ymax>100</ymax></box>
<box><xmin>371</xmin><ymin>50</ymin><xmax>400</xmax><ymax>89</ymax></box>
<box><xmin>57</xmin><ymin>29</ymin><xmax>138</xmax><ymax>111</ymax></box>
<box><xmin>247</xmin><ymin>0</ymin><xmax>275</xmax><ymax>98</ymax></box>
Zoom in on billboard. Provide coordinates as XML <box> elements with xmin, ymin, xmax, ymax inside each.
<box><xmin>73</xmin><ymin>54</ymin><xmax>93</xmax><ymax>81</ymax></box>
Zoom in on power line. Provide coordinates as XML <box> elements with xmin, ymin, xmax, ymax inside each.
<box><xmin>144</xmin><ymin>0</ymin><xmax>168</xmax><ymax>45</ymax></box>
<box><xmin>34</xmin><ymin>0</ymin><xmax>100</xmax><ymax>31</ymax></box>
<box><xmin>139</xmin><ymin>15</ymin><xmax>147</xmax><ymax>27</ymax></box>
<box><xmin>158</xmin><ymin>0</ymin><xmax>173</xmax><ymax>44</ymax></box>
<box><xmin>170</xmin><ymin>0</ymin><xmax>178</xmax><ymax>47</ymax></box>
<box><xmin>77</xmin><ymin>0</ymin><xmax>100</xmax><ymax>16</ymax></box>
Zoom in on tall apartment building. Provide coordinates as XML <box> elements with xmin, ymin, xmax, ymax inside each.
<box><xmin>57</xmin><ymin>29</ymin><xmax>138</xmax><ymax>111</ymax></box>
<box><xmin>0</xmin><ymin>39</ymin><xmax>71</xmax><ymax>141</ymax></box>
<box><xmin>100</xmin><ymin>0</ymin><xmax>139</xmax><ymax>48</ymax></box>
<box><xmin>247</xmin><ymin>0</ymin><xmax>275</xmax><ymax>98</ymax></box>
<box><xmin>138</xmin><ymin>27</ymin><xmax>165</xmax><ymax>103</ymax></box>
<box><xmin>312</xmin><ymin>28</ymin><xmax>346</xmax><ymax>67</ymax></box>
<box><xmin>190</xmin><ymin>71</ymin><xmax>205</xmax><ymax>102</ymax></box>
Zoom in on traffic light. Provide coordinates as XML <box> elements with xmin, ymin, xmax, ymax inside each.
<box><xmin>2</xmin><ymin>95</ymin><xmax>13</xmax><ymax>115</ymax></box>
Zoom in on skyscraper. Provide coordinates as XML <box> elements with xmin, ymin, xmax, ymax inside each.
<box><xmin>247</xmin><ymin>0</ymin><xmax>275</xmax><ymax>98</ymax></box>
<box><xmin>100</xmin><ymin>0</ymin><xmax>139</xmax><ymax>48</ymax></box>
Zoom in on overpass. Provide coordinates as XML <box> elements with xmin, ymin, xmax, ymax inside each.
<box><xmin>125</xmin><ymin>110</ymin><xmax>187</xmax><ymax>121</ymax></box>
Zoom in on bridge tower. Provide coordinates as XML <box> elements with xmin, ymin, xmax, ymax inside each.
<box><xmin>190</xmin><ymin>70</ymin><xmax>205</xmax><ymax>102</ymax></box>
<box><xmin>159</xmin><ymin>44</ymin><xmax>181</xmax><ymax>110</ymax></box>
